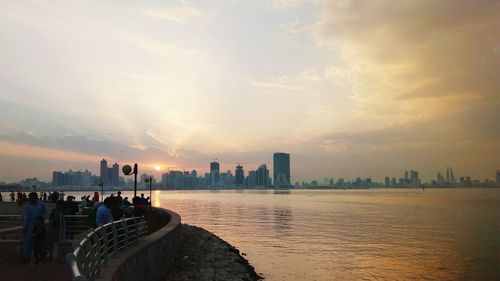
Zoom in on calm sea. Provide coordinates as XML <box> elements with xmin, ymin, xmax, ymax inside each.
<box><xmin>7</xmin><ymin>188</ymin><xmax>499</xmax><ymax>280</ymax></box>
<box><xmin>152</xmin><ymin>189</ymin><xmax>500</xmax><ymax>281</ymax></box>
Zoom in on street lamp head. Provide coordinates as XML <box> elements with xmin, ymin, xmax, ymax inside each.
<box><xmin>122</xmin><ymin>165</ymin><xmax>133</xmax><ymax>175</ymax></box>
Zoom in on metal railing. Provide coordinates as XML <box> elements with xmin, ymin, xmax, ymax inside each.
<box><xmin>66</xmin><ymin>217</ymin><xmax>148</xmax><ymax>281</ymax></box>
<box><xmin>0</xmin><ymin>215</ymin><xmax>23</xmax><ymax>239</ymax></box>
<box><xmin>0</xmin><ymin>215</ymin><xmax>22</xmax><ymax>229</ymax></box>
<box><xmin>63</xmin><ymin>215</ymin><xmax>91</xmax><ymax>240</ymax></box>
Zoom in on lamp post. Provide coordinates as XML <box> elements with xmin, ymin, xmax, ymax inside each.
<box><xmin>122</xmin><ymin>163</ymin><xmax>138</xmax><ymax>198</ymax></box>
<box><xmin>145</xmin><ymin>176</ymin><xmax>152</xmax><ymax>207</ymax></box>
<box><xmin>98</xmin><ymin>182</ymin><xmax>104</xmax><ymax>202</ymax></box>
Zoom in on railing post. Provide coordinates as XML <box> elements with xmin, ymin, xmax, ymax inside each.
<box><xmin>112</xmin><ymin>222</ymin><xmax>118</xmax><ymax>256</ymax></box>
<box><xmin>66</xmin><ymin>253</ymin><xmax>89</xmax><ymax>281</ymax></box>
<box><xmin>62</xmin><ymin>214</ymin><xmax>66</xmax><ymax>240</ymax></box>
<box><xmin>124</xmin><ymin>220</ymin><xmax>129</xmax><ymax>247</ymax></box>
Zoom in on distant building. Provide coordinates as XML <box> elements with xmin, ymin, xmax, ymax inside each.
<box><xmin>273</xmin><ymin>152</ymin><xmax>291</xmax><ymax>188</ymax></box>
<box><xmin>235</xmin><ymin>164</ymin><xmax>245</xmax><ymax>188</ymax></box>
<box><xmin>437</xmin><ymin>172</ymin><xmax>445</xmax><ymax>185</ymax></box>
<box><xmin>210</xmin><ymin>161</ymin><xmax>220</xmax><ymax>187</ymax></box>
<box><xmin>246</xmin><ymin>170</ymin><xmax>256</xmax><ymax>188</ymax></box>
<box><xmin>409</xmin><ymin>170</ymin><xmax>420</xmax><ymax>187</ymax></box>
<box><xmin>256</xmin><ymin>164</ymin><xmax>270</xmax><ymax>188</ymax></box>
<box><xmin>385</xmin><ymin>177</ymin><xmax>391</xmax><ymax>187</ymax></box>
<box><xmin>99</xmin><ymin>159</ymin><xmax>119</xmax><ymax>186</ymax></box>
<box><xmin>100</xmin><ymin>159</ymin><xmax>108</xmax><ymax>184</ymax></box>
<box><xmin>52</xmin><ymin>169</ymin><xmax>95</xmax><ymax>188</ymax></box>
<box><xmin>496</xmin><ymin>170</ymin><xmax>500</xmax><ymax>187</ymax></box>
<box><xmin>447</xmin><ymin>167</ymin><xmax>456</xmax><ymax>185</ymax></box>
<box><xmin>220</xmin><ymin>170</ymin><xmax>233</xmax><ymax>188</ymax></box>
<box><xmin>53</xmin><ymin>171</ymin><xmax>64</xmax><ymax>186</ymax></box>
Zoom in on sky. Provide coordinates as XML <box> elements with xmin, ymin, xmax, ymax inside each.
<box><xmin>0</xmin><ymin>0</ymin><xmax>499</xmax><ymax>183</ymax></box>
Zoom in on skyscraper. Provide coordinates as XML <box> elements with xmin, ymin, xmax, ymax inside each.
<box><xmin>256</xmin><ymin>164</ymin><xmax>270</xmax><ymax>188</ymax></box>
<box><xmin>111</xmin><ymin>162</ymin><xmax>119</xmax><ymax>186</ymax></box>
<box><xmin>235</xmin><ymin>164</ymin><xmax>245</xmax><ymax>188</ymax></box>
<box><xmin>210</xmin><ymin>160</ymin><xmax>220</xmax><ymax>187</ymax></box>
<box><xmin>100</xmin><ymin>159</ymin><xmax>108</xmax><ymax>185</ymax></box>
<box><xmin>273</xmin><ymin>152</ymin><xmax>290</xmax><ymax>188</ymax></box>
<box><xmin>409</xmin><ymin>170</ymin><xmax>420</xmax><ymax>186</ymax></box>
<box><xmin>100</xmin><ymin>159</ymin><xmax>119</xmax><ymax>186</ymax></box>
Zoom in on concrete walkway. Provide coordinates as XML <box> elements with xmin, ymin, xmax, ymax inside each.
<box><xmin>0</xmin><ymin>259</ymin><xmax>72</xmax><ymax>281</ymax></box>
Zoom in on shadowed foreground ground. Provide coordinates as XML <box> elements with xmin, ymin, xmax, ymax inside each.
<box><xmin>0</xmin><ymin>259</ymin><xmax>72</xmax><ymax>281</ymax></box>
<box><xmin>165</xmin><ymin>224</ymin><xmax>263</xmax><ymax>281</ymax></box>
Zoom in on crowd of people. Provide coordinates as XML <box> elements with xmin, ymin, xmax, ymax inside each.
<box><xmin>17</xmin><ymin>190</ymin><xmax>151</xmax><ymax>264</ymax></box>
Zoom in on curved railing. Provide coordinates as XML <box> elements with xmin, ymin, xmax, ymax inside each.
<box><xmin>65</xmin><ymin>217</ymin><xmax>148</xmax><ymax>281</ymax></box>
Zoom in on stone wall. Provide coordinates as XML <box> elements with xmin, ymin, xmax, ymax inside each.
<box><xmin>100</xmin><ymin>207</ymin><xmax>182</xmax><ymax>281</ymax></box>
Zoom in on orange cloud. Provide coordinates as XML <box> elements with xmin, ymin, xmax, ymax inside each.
<box><xmin>0</xmin><ymin>140</ymin><xmax>99</xmax><ymax>163</ymax></box>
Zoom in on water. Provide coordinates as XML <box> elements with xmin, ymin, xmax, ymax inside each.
<box><xmin>4</xmin><ymin>188</ymin><xmax>499</xmax><ymax>280</ymax></box>
<box><xmin>152</xmin><ymin>189</ymin><xmax>500</xmax><ymax>281</ymax></box>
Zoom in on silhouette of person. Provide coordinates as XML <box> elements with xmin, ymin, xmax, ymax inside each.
<box><xmin>21</xmin><ymin>192</ymin><xmax>47</xmax><ymax>262</ymax></box>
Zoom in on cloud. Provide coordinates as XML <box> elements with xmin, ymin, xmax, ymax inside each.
<box><xmin>0</xmin><ymin>139</ymin><xmax>99</xmax><ymax>163</ymax></box>
<box><xmin>280</xmin><ymin>20</ymin><xmax>314</xmax><ymax>34</ymax></box>
<box><xmin>317</xmin><ymin>0</ymin><xmax>499</xmax><ymax>102</ymax></box>
<box><xmin>262</xmin><ymin>0</ymin><xmax>317</xmax><ymax>10</ymax></box>
<box><xmin>142</xmin><ymin>6</ymin><xmax>208</xmax><ymax>24</ymax></box>
<box><xmin>139</xmin><ymin>41</ymin><xmax>197</xmax><ymax>59</ymax></box>
<box><xmin>297</xmin><ymin>67</ymin><xmax>323</xmax><ymax>81</ymax></box>
<box><xmin>246</xmin><ymin>76</ymin><xmax>304</xmax><ymax>90</ymax></box>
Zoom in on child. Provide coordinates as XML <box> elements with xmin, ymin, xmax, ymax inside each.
<box><xmin>32</xmin><ymin>216</ymin><xmax>47</xmax><ymax>263</ymax></box>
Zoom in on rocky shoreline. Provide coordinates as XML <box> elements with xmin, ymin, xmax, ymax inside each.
<box><xmin>165</xmin><ymin>224</ymin><xmax>263</xmax><ymax>281</ymax></box>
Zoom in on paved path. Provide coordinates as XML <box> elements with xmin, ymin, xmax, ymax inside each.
<box><xmin>0</xmin><ymin>259</ymin><xmax>72</xmax><ymax>281</ymax></box>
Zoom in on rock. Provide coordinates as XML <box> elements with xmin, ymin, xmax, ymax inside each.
<box><xmin>164</xmin><ymin>224</ymin><xmax>264</xmax><ymax>281</ymax></box>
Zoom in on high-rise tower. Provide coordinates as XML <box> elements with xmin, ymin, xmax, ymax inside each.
<box><xmin>100</xmin><ymin>159</ymin><xmax>108</xmax><ymax>184</ymax></box>
<box><xmin>235</xmin><ymin>164</ymin><xmax>245</xmax><ymax>188</ymax></box>
<box><xmin>273</xmin><ymin>152</ymin><xmax>290</xmax><ymax>188</ymax></box>
<box><xmin>210</xmin><ymin>160</ymin><xmax>220</xmax><ymax>187</ymax></box>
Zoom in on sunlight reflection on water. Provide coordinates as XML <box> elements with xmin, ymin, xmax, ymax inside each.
<box><xmin>157</xmin><ymin>189</ymin><xmax>500</xmax><ymax>281</ymax></box>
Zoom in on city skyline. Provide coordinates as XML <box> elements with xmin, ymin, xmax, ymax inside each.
<box><xmin>1</xmin><ymin>156</ymin><xmax>498</xmax><ymax>190</ymax></box>
<box><xmin>0</xmin><ymin>1</ymin><xmax>499</xmax><ymax>182</ymax></box>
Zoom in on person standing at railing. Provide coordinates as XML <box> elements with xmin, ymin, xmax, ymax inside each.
<box><xmin>21</xmin><ymin>192</ymin><xmax>47</xmax><ymax>263</ymax></box>
<box><xmin>96</xmin><ymin>198</ymin><xmax>113</xmax><ymax>226</ymax></box>
<box><xmin>92</xmin><ymin>191</ymin><xmax>100</xmax><ymax>204</ymax></box>
<box><xmin>111</xmin><ymin>196</ymin><xmax>123</xmax><ymax>221</ymax></box>
<box><xmin>32</xmin><ymin>216</ymin><xmax>47</xmax><ymax>263</ymax></box>
<box><xmin>10</xmin><ymin>191</ymin><xmax>15</xmax><ymax>201</ymax></box>
<box><xmin>48</xmin><ymin>200</ymin><xmax>64</xmax><ymax>260</ymax></box>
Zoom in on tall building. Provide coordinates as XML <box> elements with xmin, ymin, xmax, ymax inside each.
<box><xmin>53</xmin><ymin>171</ymin><xmax>64</xmax><ymax>186</ymax></box>
<box><xmin>235</xmin><ymin>164</ymin><xmax>245</xmax><ymax>187</ymax></box>
<box><xmin>437</xmin><ymin>172</ymin><xmax>445</xmax><ymax>185</ymax></box>
<box><xmin>385</xmin><ymin>177</ymin><xmax>391</xmax><ymax>187</ymax></box>
<box><xmin>409</xmin><ymin>170</ymin><xmax>420</xmax><ymax>186</ymax></box>
<box><xmin>256</xmin><ymin>164</ymin><xmax>270</xmax><ymax>188</ymax></box>
<box><xmin>99</xmin><ymin>159</ymin><xmax>119</xmax><ymax>186</ymax></box>
<box><xmin>111</xmin><ymin>163</ymin><xmax>119</xmax><ymax>186</ymax></box>
<box><xmin>273</xmin><ymin>152</ymin><xmax>290</xmax><ymax>188</ymax></box>
<box><xmin>446</xmin><ymin>167</ymin><xmax>456</xmax><ymax>184</ymax></box>
<box><xmin>100</xmin><ymin>159</ymin><xmax>108</xmax><ymax>184</ymax></box>
<box><xmin>210</xmin><ymin>161</ymin><xmax>220</xmax><ymax>187</ymax></box>
<box><xmin>246</xmin><ymin>170</ymin><xmax>256</xmax><ymax>188</ymax></box>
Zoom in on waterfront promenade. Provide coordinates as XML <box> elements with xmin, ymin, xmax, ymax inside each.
<box><xmin>0</xmin><ymin>200</ymin><xmax>262</xmax><ymax>281</ymax></box>
<box><xmin>0</xmin><ymin>201</ymin><xmax>71</xmax><ymax>281</ymax></box>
